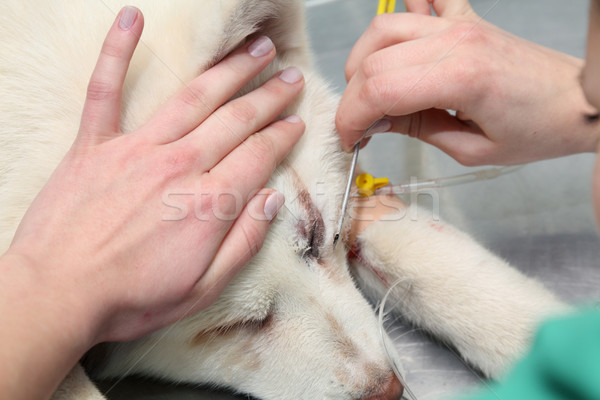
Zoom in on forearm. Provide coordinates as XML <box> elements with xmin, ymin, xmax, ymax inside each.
<box><xmin>0</xmin><ymin>253</ymin><xmax>98</xmax><ymax>400</ymax></box>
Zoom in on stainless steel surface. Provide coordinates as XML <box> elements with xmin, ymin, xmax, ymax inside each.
<box><xmin>98</xmin><ymin>1</ymin><xmax>600</xmax><ymax>398</ymax></box>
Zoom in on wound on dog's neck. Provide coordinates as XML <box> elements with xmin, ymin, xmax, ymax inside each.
<box><xmin>296</xmin><ymin>189</ymin><xmax>325</xmax><ymax>260</ymax></box>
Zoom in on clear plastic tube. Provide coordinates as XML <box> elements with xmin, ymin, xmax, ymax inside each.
<box><xmin>373</xmin><ymin>166</ymin><xmax>522</xmax><ymax>196</ymax></box>
<box><xmin>378</xmin><ymin>279</ymin><xmax>418</xmax><ymax>400</ymax></box>
<box><xmin>375</xmin><ymin>165</ymin><xmax>523</xmax><ymax>399</ymax></box>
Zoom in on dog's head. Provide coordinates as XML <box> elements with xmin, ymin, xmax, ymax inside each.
<box><xmin>97</xmin><ymin>146</ymin><xmax>404</xmax><ymax>399</ymax></box>
<box><xmin>84</xmin><ymin>1</ymin><xmax>403</xmax><ymax>399</ymax></box>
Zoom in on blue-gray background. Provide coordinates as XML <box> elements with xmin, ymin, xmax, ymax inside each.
<box><xmin>98</xmin><ymin>1</ymin><xmax>600</xmax><ymax>398</ymax></box>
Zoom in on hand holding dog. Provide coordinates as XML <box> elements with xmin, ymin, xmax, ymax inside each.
<box><xmin>336</xmin><ymin>0</ymin><xmax>600</xmax><ymax>165</ymax></box>
<box><xmin>0</xmin><ymin>7</ymin><xmax>303</xmax><ymax>399</ymax></box>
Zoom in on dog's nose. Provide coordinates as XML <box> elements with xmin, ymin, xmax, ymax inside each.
<box><xmin>361</xmin><ymin>373</ymin><xmax>403</xmax><ymax>400</ymax></box>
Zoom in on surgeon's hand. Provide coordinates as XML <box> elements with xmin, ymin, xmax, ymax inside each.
<box><xmin>4</xmin><ymin>6</ymin><xmax>305</xmax><ymax>344</ymax></box>
<box><xmin>336</xmin><ymin>0</ymin><xmax>599</xmax><ymax>165</ymax></box>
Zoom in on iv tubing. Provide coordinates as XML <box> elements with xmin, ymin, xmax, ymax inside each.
<box><xmin>378</xmin><ymin>279</ymin><xmax>418</xmax><ymax>400</ymax></box>
<box><xmin>372</xmin><ymin>166</ymin><xmax>523</xmax><ymax>196</ymax></box>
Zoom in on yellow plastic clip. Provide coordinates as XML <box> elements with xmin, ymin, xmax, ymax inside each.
<box><xmin>356</xmin><ymin>173</ymin><xmax>390</xmax><ymax>197</ymax></box>
<box><xmin>377</xmin><ymin>0</ymin><xmax>396</xmax><ymax>15</ymax></box>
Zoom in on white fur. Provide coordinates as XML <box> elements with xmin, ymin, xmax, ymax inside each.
<box><xmin>0</xmin><ymin>1</ymin><xmax>566</xmax><ymax>399</ymax></box>
<box><xmin>50</xmin><ymin>365</ymin><xmax>101</xmax><ymax>400</ymax></box>
<box><xmin>351</xmin><ymin>206</ymin><xmax>568</xmax><ymax>378</ymax></box>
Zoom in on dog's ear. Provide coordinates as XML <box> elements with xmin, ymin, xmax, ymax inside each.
<box><xmin>208</xmin><ymin>0</ymin><xmax>310</xmax><ymax>68</ymax></box>
<box><xmin>246</xmin><ymin>0</ymin><xmax>309</xmax><ymax>55</ymax></box>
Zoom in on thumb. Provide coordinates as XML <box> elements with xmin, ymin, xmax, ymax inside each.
<box><xmin>430</xmin><ymin>0</ymin><xmax>476</xmax><ymax>18</ymax></box>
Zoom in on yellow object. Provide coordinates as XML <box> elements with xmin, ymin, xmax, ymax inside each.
<box><xmin>356</xmin><ymin>173</ymin><xmax>390</xmax><ymax>197</ymax></box>
<box><xmin>356</xmin><ymin>5</ymin><xmax>393</xmax><ymax>198</ymax></box>
<box><xmin>357</xmin><ymin>6</ymin><xmax>393</xmax><ymax>197</ymax></box>
<box><xmin>377</xmin><ymin>0</ymin><xmax>396</xmax><ymax>14</ymax></box>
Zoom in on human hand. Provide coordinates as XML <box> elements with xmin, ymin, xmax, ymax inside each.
<box><xmin>336</xmin><ymin>0</ymin><xmax>600</xmax><ymax>165</ymax></box>
<box><xmin>5</xmin><ymin>7</ymin><xmax>304</xmax><ymax>344</ymax></box>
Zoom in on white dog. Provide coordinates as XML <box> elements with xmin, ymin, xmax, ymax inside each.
<box><xmin>0</xmin><ymin>1</ymin><xmax>566</xmax><ymax>399</ymax></box>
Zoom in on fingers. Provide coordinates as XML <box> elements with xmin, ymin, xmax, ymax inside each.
<box><xmin>142</xmin><ymin>36</ymin><xmax>277</xmax><ymax>144</ymax></box>
<box><xmin>188</xmin><ymin>190</ymin><xmax>285</xmax><ymax>310</ymax></box>
<box><xmin>420</xmin><ymin>127</ymin><xmax>495</xmax><ymax>166</ymax></box>
<box><xmin>403</xmin><ymin>0</ymin><xmax>433</xmax><ymax>15</ymax></box>
<box><xmin>429</xmin><ymin>0</ymin><xmax>475</xmax><ymax>18</ymax></box>
<box><xmin>404</xmin><ymin>0</ymin><xmax>475</xmax><ymax>17</ymax></box>
<box><xmin>339</xmin><ymin>8</ymin><xmax>483</xmax><ymax>150</ymax></box>
<box><xmin>178</xmin><ymin>67</ymin><xmax>305</xmax><ymax>169</ymax></box>
<box><xmin>389</xmin><ymin>108</ymin><xmax>495</xmax><ymax>166</ymax></box>
<box><xmin>345</xmin><ymin>13</ymin><xmax>448</xmax><ymax>81</ymax></box>
<box><xmin>171</xmin><ymin>116</ymin><xmax>302</xmax><ymax>313</ymax></box>
<box><xmin>78</xmin><ymin>6</ymin><xmax>143</xmax><ymax>144</ymax></box>
<box><xmin>337</xmin><ymin>62</ymin><xmax>461</xmax><ymax>150</ymax></box>
<box><xmin>208</xmin><ymin>116</ymin><xmax>305</xmax><ymax>201</ymax></box>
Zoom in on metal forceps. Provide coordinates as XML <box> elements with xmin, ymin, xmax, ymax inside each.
<box><xmin>333</xmin><ymin>0</ymin><xmax>396</xmax><ymax>248</ymax></box>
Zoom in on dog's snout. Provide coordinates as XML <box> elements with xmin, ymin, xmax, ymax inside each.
<box><xmin>360</xmin><ymin>373</ymin><xmax>403</xmax><ymax>400</ymax></box>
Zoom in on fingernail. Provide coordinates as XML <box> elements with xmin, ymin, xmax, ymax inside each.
<box><xmin>284</xmin><ymin>114</ymin><xmax>302</xmax><ymax>124</ymax></box>
<box><xmin>248</xmin><ymin>36</ymin><xmax>274</xmax><ymax>57</ymax></box>
<box><xmin>264</xmin><ymin>191</ymin><xmax>285</xmax><ymax>222</ymax></box>
<box><xmin>279</xmin><ymin>67</ymin><xmax>303</xmax><ymax>84</ymax></box>
<box><xmin>366</xmin><ymin>119</ymin><xmax>392</xmax><ymax>136</ymax></box>
<box><xmin>119</xmin><ymin>6</ymin><xmax>137</xmax><ymax>30</ymax></box>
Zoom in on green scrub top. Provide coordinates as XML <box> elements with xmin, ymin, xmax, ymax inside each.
<box><xmin>460</xmin><ymin>309</ymin><xmax>600</xmax><ymax>400</ymax></box>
